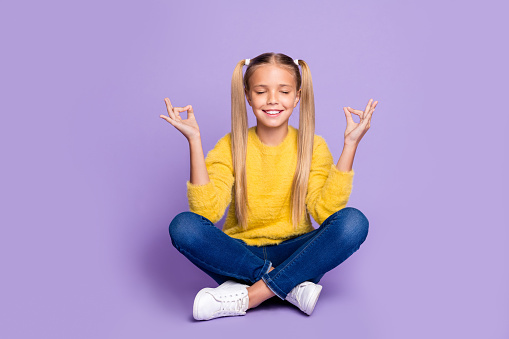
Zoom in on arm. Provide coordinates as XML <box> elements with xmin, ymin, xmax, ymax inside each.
<box><xmin>336</xmin><ymin>143</ymin><xmax>357</xmax><ymax>172</ymax></box>
<box><xmin>160</xmin><ymin>97</ymin><xmax>210</xmax><ymax>185</ymax></box>
<box><xmin>306</xmin><ymin>136</ymin><xmax>354</xmax><ymax>225</ymax></box>
<box><xmin>307</xmin><ymin>99</ymin><xmax>379</xmax><ymax>224</ymax></box>
<box><xmin>186</xmin><ymin>135</ymin><xmax>234</xmax><ymax>222</ymax></box>
<box><xmin>160</xmin><ymin>98</ymin><xmax>233</xmax><ymax>222</ymax></box>
<box><xmin>188</xmin><ymin>137</ymin><xmax>210</xmax><ymax>185</ymax></box>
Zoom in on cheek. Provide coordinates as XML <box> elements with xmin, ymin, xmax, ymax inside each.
<box><xmin>291</xmin><ymin>95</ymin><xmax>299</xmax><ymax>107</ymax></box>
<box><xmin>252</xmin><ymin>97</ymin><xmax>263</xmax><ymax>107</ymax></box>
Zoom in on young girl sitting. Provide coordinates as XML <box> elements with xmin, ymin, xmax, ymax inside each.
<box><xmin>160</xmin><ymin>52</ymin><xmax>378</xmax><ymax>321</ymax></box>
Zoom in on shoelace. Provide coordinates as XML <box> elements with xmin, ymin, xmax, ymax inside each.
<box><xmin>219</xmin><ymin>293</ymin><xmax>248</xmax><ymax>313</ymax></box>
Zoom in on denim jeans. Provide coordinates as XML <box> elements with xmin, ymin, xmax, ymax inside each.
<box><xmin>169</xmin><ymin>207</ymin><xmax>369</xmax><ymax>300</ymax></box>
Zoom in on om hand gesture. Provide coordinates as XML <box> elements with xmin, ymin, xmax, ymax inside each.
<box><xmin>342</xmin><ymin>98</ymin><xmax>378</xmax><ymax>146</ymax></box>
<box><xmin>160</xmin><ymin>98</ymin><xmax>200</xmax><ymax>141</ymax></box>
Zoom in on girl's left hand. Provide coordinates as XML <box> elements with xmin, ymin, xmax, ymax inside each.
<box><xmin>342</xmin><ymin>98</ymin><xmax>378</xmax><ymax>146</ymax></box>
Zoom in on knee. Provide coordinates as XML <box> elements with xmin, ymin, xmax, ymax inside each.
<box><xmin>168</xmin><ymin>211</ymin><xmax>202</xmax><ymax>248</ymax></box>
<box><xmin>331</xmin><ymin>207</ymin><xmax>369</xmax><ymax>246</ymax></box>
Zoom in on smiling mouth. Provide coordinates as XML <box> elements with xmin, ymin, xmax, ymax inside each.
<box><xmin>263</xmin><ymin>110</ymin><xmax>283</xmax><ymax>116</ymax></box>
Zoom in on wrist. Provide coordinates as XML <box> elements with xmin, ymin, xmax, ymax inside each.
<box><xmin>343</xmin><ymin>141</ymin><xmax>358</xmax><ymax>150</ymax></box>
<box><xmin>188</xmin><ymin>134</ymin><xmax>202</xmax><ymax>145</ymax></box>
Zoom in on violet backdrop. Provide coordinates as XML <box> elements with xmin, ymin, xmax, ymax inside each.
<box><xmin>1</xmin><ymin>0</ymin><xmax>508</xmax><ymax>338</ymax></box>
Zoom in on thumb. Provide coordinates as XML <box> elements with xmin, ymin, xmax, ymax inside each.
<box><xmin>343</xmin><ymin>107</ymin><xmax>354</xmax><ymax>124</ymax></box>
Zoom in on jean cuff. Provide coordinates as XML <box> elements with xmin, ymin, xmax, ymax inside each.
<box><xmin>256</xmin><ymin>260</ymin><xmax>272</xmax><ymax>282</ymax></box>
<box><xmin>261</xmin><ymin>272</ymin><xmax>286</xmax><ymax>300</ymax></box>
<box><xmin>265</xmin><ymin>261</ymin><xmax>272</xmax><ymax>274</ymax></box>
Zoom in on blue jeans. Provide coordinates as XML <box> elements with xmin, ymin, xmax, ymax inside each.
<box><xmin>169</xmin><ymin>207</ymin><xmax>369</xmax><ymax>300</ymax></box>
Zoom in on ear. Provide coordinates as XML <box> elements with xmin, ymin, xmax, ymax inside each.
<box><xmin>245</xmin><ymin>89</ymin><xmax>252</xmax><ymax>107</ymax></box>
<box><xmin>293</xmin><ymin>89</ymin><xmax>301</xmax><ymax>108</ymax></box>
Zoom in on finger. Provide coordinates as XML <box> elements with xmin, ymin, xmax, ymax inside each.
<box><xmin>164</xmin><ymin>98</ymin><xmax>175</xmax><ymax>114</ymax></box>
<box><xmin>175</xmin><ymin>105</ymin><xmax>192</xmax><ymax>115</ymax></box>
<box><xmin>165</xmin><ymin>98</ymin><xmax>174</xmax><ymax>110</ymax></box>
<box><xmin>186</xmin><ymin>105</ymin><xmax>194</xmax><ymax>119</ymax></box>
<box><xmin>173</xmin><ymin>108</ymin><xmax>181</xmax><ymax>120</ymax></box>
<box><xmin>173</xmin><ymin>105</ymin><xmax>192</xmax><ymax>110</ymax></box>
<box><xmin>346</xmin><ymin>107</ymin><xmax>362</xmax><ymax>116</ymax></box>
<box><xmin>363</xmin><ymin>102</ymin><xmax>378</xmax><ymax>126</ymax></box>
<box><xmin>166</xmin><ymin>99</ymin><xmax>183</xmax><ymax>121</ymax></box>
<box><xmin>174</xmin><ymin>106</ymin><xmax>191</xmax><ymax>121</ymax></box>
<box><xmin>367</xmin><ymin>101</ymin><xmax>378</xmax><ymax>118</ymax></box>
<box><xmin>169</xmin><ymin>108</ymin><xmax>179</xmax><ymax>121</ymax></box>
<box><xmin>363</xmin><ymin>98</ymin><xmax>374</xmax><ymax>119</ymax></box>
<box><xmin>160</xmin><ymin>114</ymin><xmax>179</xmax><ymax>127</ymax></box>
<box><xmin>172</xmin><ymin>106</ymin><xmax>189</xmax><ymax>121</ymax></box>
<box><xmin>343</xmin><ymin>107</ymin><xmax>355</xmax><ymax>124</ymax></box>
<box><xmin>165</xmin><ymin>99</ymin><xmax>178</xmax><ymax>120</ymax></box>
<box><xmin>363</xmin><ymin>110</ymin><xmax>374</xmax><ymax>126</ymax></box>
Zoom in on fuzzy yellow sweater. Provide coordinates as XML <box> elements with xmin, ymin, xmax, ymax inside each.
<box><xmin>186</xmin><ymin>126</ymin><xmax>354</xmax><ymax>246</ymax></box>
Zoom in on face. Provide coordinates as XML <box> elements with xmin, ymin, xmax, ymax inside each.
<box><xmin>245</xmin><ymin>64</ymin><xmax>301</xmax><ymax>131</ymax></box>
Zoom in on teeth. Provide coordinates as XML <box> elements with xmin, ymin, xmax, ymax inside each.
<box><xmin>265</xmin><ymin>110</ymin><xmax>281</xmax><ymax>115</ymax></box>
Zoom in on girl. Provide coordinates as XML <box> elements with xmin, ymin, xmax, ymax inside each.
<box><xmin>160</xmin><ymin>52</ymin><xmax>378</xmax><ymax>321</ymax></box>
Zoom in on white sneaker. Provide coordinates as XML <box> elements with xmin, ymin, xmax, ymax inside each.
<box><xmin>193</xmin><ymin>282</ymin><xmax>250</xmax><ymax>321</ymax></box>
<box><xmin>285</xmin><ymin>281</ymin><xmax>323</xmax><ymax>315</ymax></box>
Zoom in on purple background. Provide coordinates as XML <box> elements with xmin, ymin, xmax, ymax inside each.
<box><xmin>2</xmin><ymin>0</ymin><xmax>508</xmax><ymax>338</ymax></box>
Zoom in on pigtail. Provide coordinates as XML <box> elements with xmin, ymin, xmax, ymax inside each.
<box><xmin>290</xmin><ymin>59</ymin><xmax>315</xmax><ymax>228</ymax></box>
<box><xmin>231</xmin><ymin>59</ymin><xmax>249</xmax><ymax>229</ymax></box>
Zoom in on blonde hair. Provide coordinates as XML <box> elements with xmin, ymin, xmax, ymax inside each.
<box><xmin>231</xmin><ymin>53</ymin><xmax>315</xmax><ymax>229</ymax></box>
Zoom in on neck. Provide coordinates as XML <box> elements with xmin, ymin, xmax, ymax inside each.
<box><xmin>255</xmin><ymin>123</ymin><xmax>289</xmax><ymax>146</ymax></box>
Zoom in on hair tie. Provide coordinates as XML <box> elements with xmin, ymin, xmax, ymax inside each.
<box><xmin>294</xmin><ymin>59</ymin><xmax>299</xmax><ymax>66</ymax></box>
<box><xmin>245</xmin><ymin>59</ymin><xmax>250</xmax><ymax>66</ymax></box>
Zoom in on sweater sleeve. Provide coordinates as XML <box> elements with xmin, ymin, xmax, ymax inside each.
<box><xmin>305</xmin><ymin>135</ymin><xmax>355</xmax><ymax>225</ymax></box>
<box><xmin>186</xmin><ymin>134</ymin><xmax>235</xmax><ymax>223</ymax></box>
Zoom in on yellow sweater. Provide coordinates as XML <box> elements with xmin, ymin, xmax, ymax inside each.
<box><xmin>186</xmin><ymin>125</ymin><xmax>354</xmax><ymax>246</ymax></box>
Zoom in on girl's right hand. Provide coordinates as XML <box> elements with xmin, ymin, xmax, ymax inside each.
<box><xmin>160</xmin><ymin>98</ymin><xmax>201</xmax><ymax>141</ymax></box>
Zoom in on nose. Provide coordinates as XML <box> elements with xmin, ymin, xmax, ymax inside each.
<box><xmin>267</xmin><ymin>90</ymin><xmax>278</xmax><ymax>105</ymax></box>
